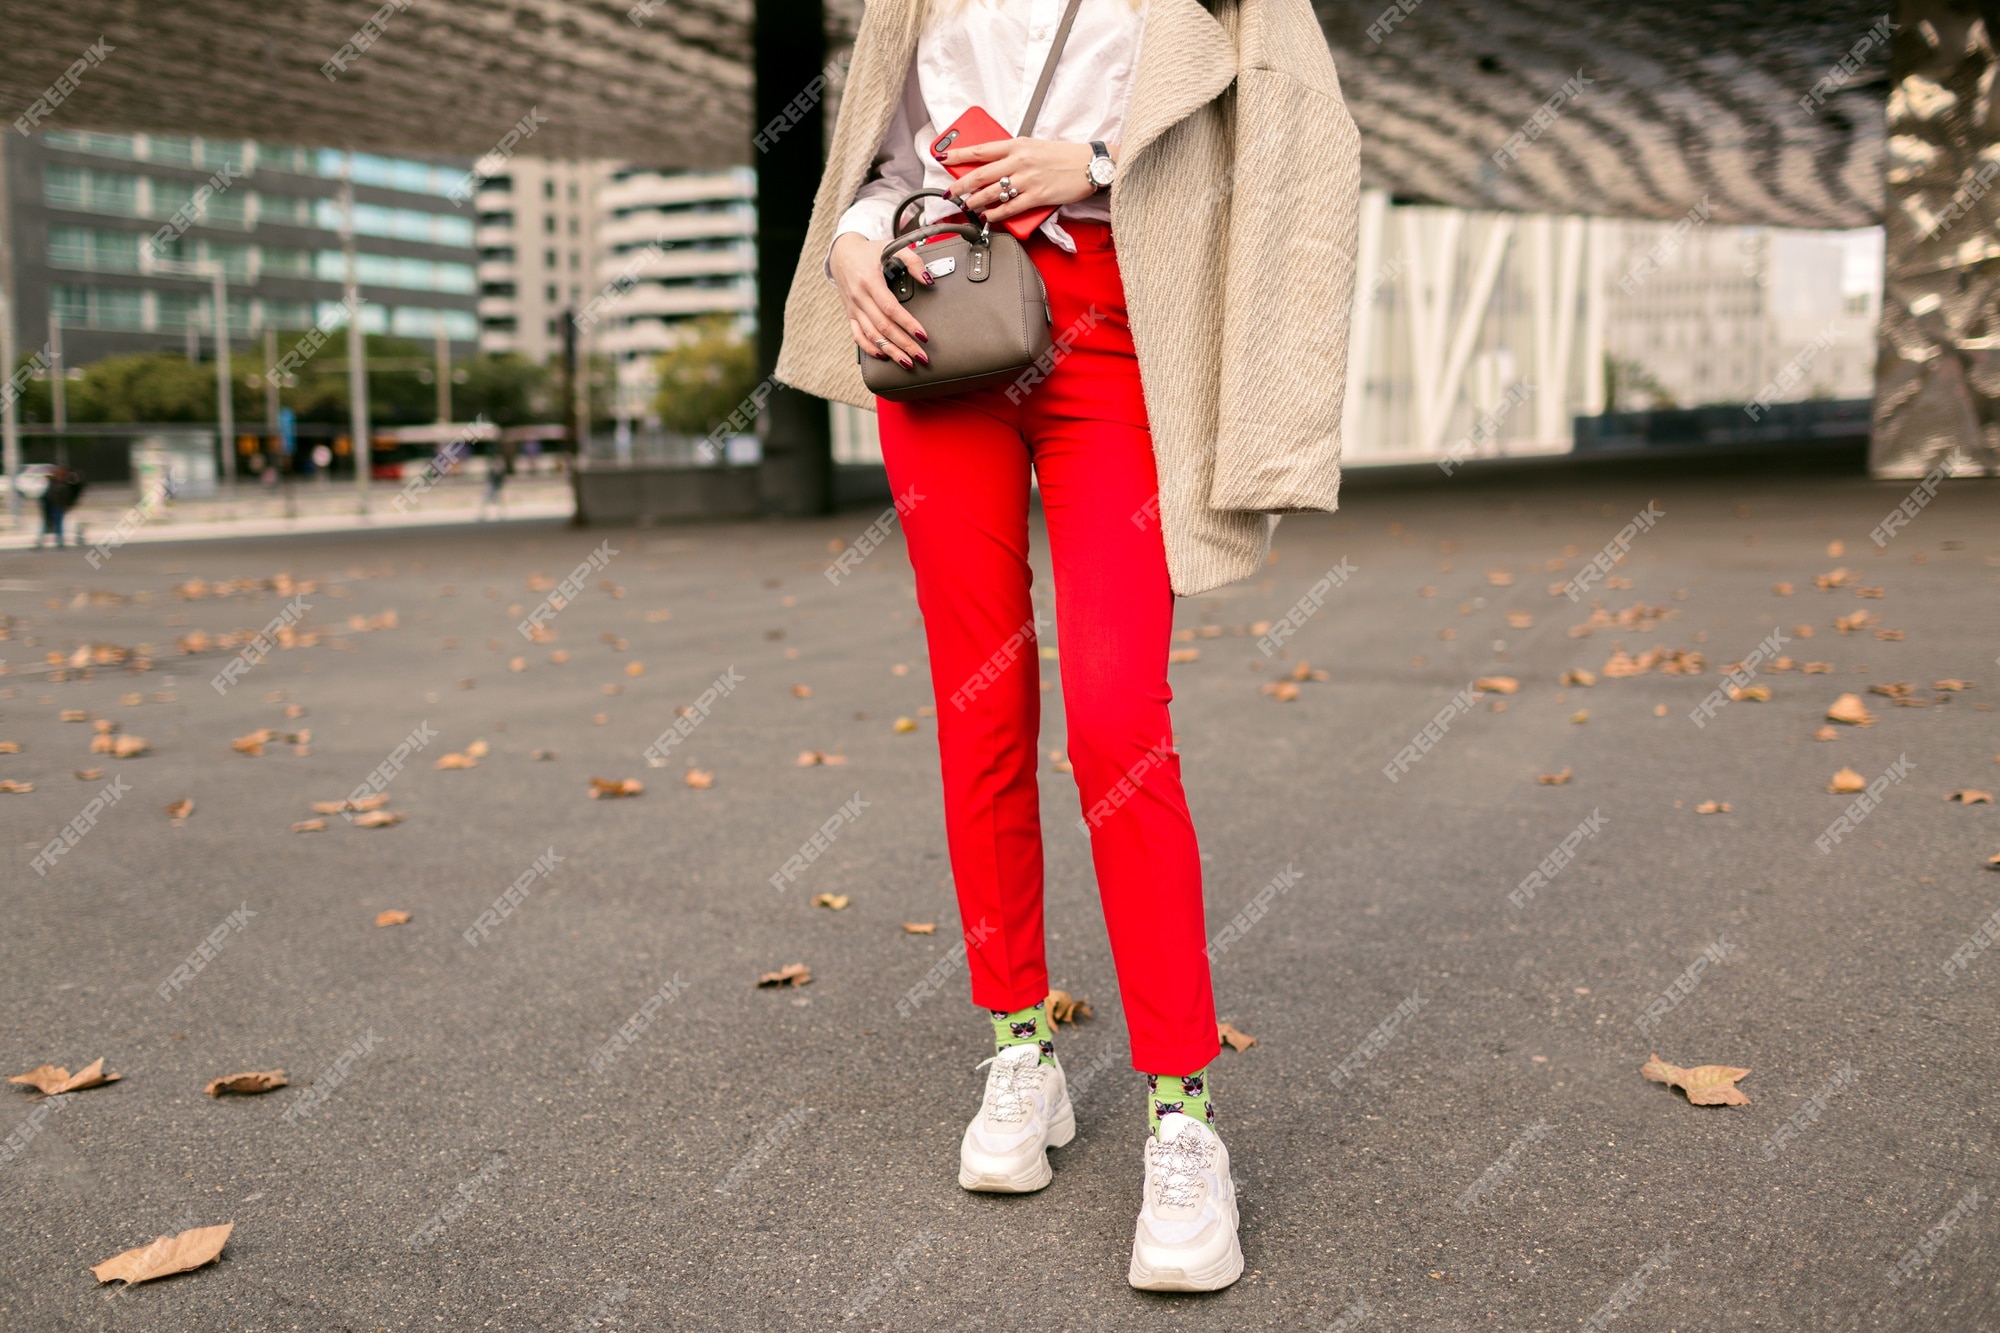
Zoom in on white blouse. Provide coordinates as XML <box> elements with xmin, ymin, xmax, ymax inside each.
<box><xmin>834</xmin><ymin>0</ymin><xmax>1148</xmax><ymax>255</ymax></box>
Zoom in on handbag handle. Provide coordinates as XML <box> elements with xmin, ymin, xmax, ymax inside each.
<box><xmin>881</xmin><ymin>221</ymin><xmax>986</xmax><ymax>262</ymax></box>
<box><xmin>890</xmin><ymin>188</ymin><xmax>968</xmax><ymax>240</ymax></box>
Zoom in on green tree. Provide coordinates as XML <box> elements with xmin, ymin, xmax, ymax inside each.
<box><xmin>455</xmin><ymin>352</ymin><xmax>551</xmax><ymax>427</ymax></box>
<box><xmin>651</xmin><ymin>315</ymin><xmax>758</xmax><ymax>435</ymax></box>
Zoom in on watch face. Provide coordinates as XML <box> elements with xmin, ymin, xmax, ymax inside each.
<box><xmin>1089</xmin><ymin>158</ymin><xmax>1116</xmax><ymax>186</ymax></box>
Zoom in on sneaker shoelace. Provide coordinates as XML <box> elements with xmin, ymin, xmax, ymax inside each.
<box><xmin>1150</xmin><ymin>1131</ymin><xmax>1213</xmax><ymax>1209</ymax></box>
<box><xmin>977</xmin><ymin>1054</ymin><xmax>1044</xmax><ymax>1125</ymax></box>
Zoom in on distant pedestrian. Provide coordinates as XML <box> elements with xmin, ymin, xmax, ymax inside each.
<box><xmin>38</xmin><ymin>466</ymin><xmax>84</xmax><ymax>549</ymax></box>
<box><xmin>478</xmin><ymin>444</ymin><xmax>512</xmax><ymax>519</ymax></box>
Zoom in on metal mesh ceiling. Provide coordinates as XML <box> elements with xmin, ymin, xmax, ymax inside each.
<box><xmin>0</xmin><ymin>0</ymin><xmax>1885</xmax><ymax>228</ymax></box>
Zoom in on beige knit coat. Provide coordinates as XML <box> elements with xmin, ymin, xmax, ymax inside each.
<box><xmin>775</xmin><ymin>0</ymin><xmax>1361</xmax><ymax>595</ymax></box>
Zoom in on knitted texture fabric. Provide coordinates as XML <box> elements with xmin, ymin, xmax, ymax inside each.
<box><xmin>774</xmin><ymin>0</ymin><xmax>1361</xmax><ymax>597</ymax></box>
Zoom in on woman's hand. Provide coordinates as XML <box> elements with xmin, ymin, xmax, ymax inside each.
<box><xmin>942</xmin><ymin>137</ymin><xmax>1106</xmax><ymax>225</ymax></box>
<box><xmin>830</xmin><ymin>231</ymin><xmax>931</xmax><ymax>367</ymax></box>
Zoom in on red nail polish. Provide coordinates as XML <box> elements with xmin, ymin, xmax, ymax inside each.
<box><xmin>916</xmin><ymin>351</ymin><xmax>931</xmax><ymax>366</ymax></box>
<box><xmin>914</xmin><ymin>330</ymin><xmax>929</xmax><ymax>343</ymax></box>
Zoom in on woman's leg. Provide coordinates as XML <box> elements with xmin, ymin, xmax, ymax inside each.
<box><xmin>1022</xmin><ymin>228</ymin><xmax>1220</xmax><ymax>1079</ymax></box>
<box><xmin>875</xmin><ymin>393</ymin><xmax>1049</xmax><ymax>1015</ymax></box>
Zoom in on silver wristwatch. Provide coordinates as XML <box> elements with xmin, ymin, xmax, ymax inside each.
<box><xmin>1086</xmin><ymin>140</ymin><xmax>1115</xmax><ymax>192</ymax></box>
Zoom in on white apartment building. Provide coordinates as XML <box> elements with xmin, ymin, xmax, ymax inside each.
<box><xmin>474</xmin><ymin>157</ymin><xmax>613</xmax><ymax>363</ymax></box>
<box><xmin>588</xmin><ymin>167</ymin><xmax>756</xmax><ymax>423</ymax></box>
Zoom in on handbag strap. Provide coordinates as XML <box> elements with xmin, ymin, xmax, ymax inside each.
<box><xmin>1018</xmin><ymin>0</ymin><xmax>1086</xmax><ymax>138</ymax></box>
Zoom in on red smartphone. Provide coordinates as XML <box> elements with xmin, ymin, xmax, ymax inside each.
<box><xmin>931</xmin><ymin>108</ymin><xmax>1054</xmax><ymax>241</ymax></box>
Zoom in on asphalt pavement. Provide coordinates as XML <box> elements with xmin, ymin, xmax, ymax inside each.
<box><xmin>0</xmin><ymin>460</ymin><xmax>1996</xmax><ymax>1331</ymax></box>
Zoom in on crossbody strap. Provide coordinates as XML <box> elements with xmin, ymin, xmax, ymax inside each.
<box><xmin>1017</xmin><ymin>0</ymin><xmax>1087</xmax><ymax>138</ymax></box>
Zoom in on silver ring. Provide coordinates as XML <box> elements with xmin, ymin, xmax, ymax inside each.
<box><xmin>998</xmin><ymin>176</ymin><xmax>1011</xmax><ymax>191</ymax></box>
<box><xmin>874</xmin><ymin>338</ymin><xmax>891</xmax><ymax>349</ymax></box>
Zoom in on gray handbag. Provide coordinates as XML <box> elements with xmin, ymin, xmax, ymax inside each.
<box><xmin>857</xmin><ymin>0</ymin><xmax>1084</xmax><ymax>402</ymax></box>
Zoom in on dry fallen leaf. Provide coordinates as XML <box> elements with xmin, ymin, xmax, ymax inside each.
<box><xmin>1987</xmin><ymin>852</ymin><xmax>2000</xmax><ymax>871</ymax></box>
<box><xmin>1506</xmin><ymin>611</ymin><xmax>1534</xmax><ymax>629</ymax></box>
<box><xmin>1473</xmin><ymin>676</ymin><xmax>1520</xmax><ymax>694</ymax></box>
<box><xmin>311</xmin><ymin>793</ymin><xmax>389</xmax><ymax>815</ymax></box>
<box><xmin>1728</xmin><ymin>685</ymin><xmax>1772</xmax><ymax>702</ymax></box>
<box><xmin>9</xmin><ymin>1058</ymin><xmax>120</xmax><ymax>1097</ymax></box>
<box><xmin>589</xmin><ymin>777</ymin><xmax>645</xmax><ymax>799</ymax></box>
<box><xmin>792</xmin><ymin>683</ymin><xmax>813</xmax><ymax>698</ymax></box>
<box><xmin>1773</xmin><ymin>582</ymin><xmax>1794</xmax><ymax>596</ymax></box>
<box><xmin>165</xmin><ymin>798</ymin><xmax>194</xmax><ymax>821</ymax></box>
<box><xmin>757</xmin><ymin>963</ymin><xmax>811</xmax><ymax>988</ymax></box>
<box><xmin>1828</xmin><ymin>768</ymin><xmax>1866</xmax><ymax>794</ymax></box>
<box><xmin>531</xmin><ymin>749</ymin><xmax>555</xmax><ymax>761</ymax></box>
<box><xmin>1826</xmin><ymin>694</ymin><xmax>1874</xmax><ymax>727</ymax></box>
<box><xmin>434</xmin><ymin>752</ymin><xmax>478</xmax><ymax>770</ymax></box>
<box><xmin>1046</xmin><ymin>989</ymin><xmax>1094</xmax><ymax>1026</ymax></box>
<box><xmin>0</xmin><ymin>779</ymin><xmax>33</xmax><ymax>794</ymax></box>
<box><xmin>204</xmin><ymin>1070</ymin><xmax>287</xmax><ymax>1097</ymax></box>
<box><xmin>1168</xmin><ymin>647</ymin><xmax>1202</xmax><ymax>664</ymax></box>
<box><xmin>231</xmin><ymin>729</ymin><xmax>275</xmax><ymax>756</ymax></box>
<box><xmin>1946</xmin><ymin>789</ymin><xmax>1994</xmax><ymax>805</ymax></box>
<box><xmin>0</xmin><ymin>740</ymin><xmax>19</xmax><ymax>753</ymax></box>
<box><xmin>466</xmin><ymin>740</ymin><xmax>490</xmax><ymax>758</ymax></box>
<box><xmin>60</xmin><ymin>709</ymin><xmax>89</xmax><ymax>722</ymax></box>
<box><xmin>1642</xmin><ymin>1053</ymin><xmax>1751</xmax><ymax>1106</ymax></box>
<box><xmin>353</xmin><ymin>810</ymin><xmax>404</xmax><ymax>828</ymax></box>
<box><xmin>684</xmin><ymin>769</ymin><xmax>714</xmax><ymax>790</ymax></box>
<box><xmin>1217</xmin><ymin>1021</ymin><xmax>1258</xmax><ymax>1052</ymax></box>
<box><xmin>1561</xmin><ymin>668</ymin><xmax>1597</xmax><ymax>687</ymax></box>
<box><xmin>292</xmin><ymin>819</ymin><xmax>327</xmax><ymax>833</ymax></box>
<box><xmin>1569</xmin><ymin>710</ymin><xmax>1590</xmax><ymax>725</ymax></box>
<box><xmin>1695</xmin><ymin>800</ymin><xmax>1732</xmax><ymax>814</ymax></box>
<box><xmin>1538</xmin><ymin>768</ymin><xmax>1574</xmax><ymax>786</ymax></box>
<box><xmin>901</xmin><ymin>922</ymin><xmax>936</xmax><ymax>934</ymax></box>
<box><xmin>1486</xmin><ymin>569</ymin><xmax>1514</xmax><ymax>586</ymax></box>
<box><xmin>1814</xmin><ymin>726</ymin><xmax>1839</xmax><ymax>741</ymax></box>
<box><xmin>375</xmin><ymin>909</ymin><xmax>412</xmax><ymax>926</ymax></box>
<box><xmin>74</xmin><ymin>768</ymin><xmax>104</xmax><ymax>781</ymax></box>
<box><xmin>811</xmin><ymin>893</ymin><xmax>850</xmax><ymax>911</ymax></box>
<box><xmin>92</xmin><ymin>1221</ymin><xmax>233</xmax><ymax>1286</ymax></box>
<box><xmin>1262</xmin><ymin>680</ymin><xmax>1302</xmax><ymax>702</ymax></box>
<box><xmin>112</xmin><ymin>735</ymin><xmax>149</xmax><ymax>758</ymax></box>
<box><xmin>626</xmin><ymin>661</ymin><xmax>645</xmax><ymax>677</ymax></box>
<box><xmin>1935</xmin><ymin>679</ymin><xmax>1972</xmax><ymax>692</ymax></box>
<box><xmin>893</xmin><ymin>717</ymin><xmax>918</xmax><ymax>733</ymax></box>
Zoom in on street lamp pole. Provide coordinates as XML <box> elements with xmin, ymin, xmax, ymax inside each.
<box><xmin>341</xmin><ymin>154</ymin><xmax>370</xmax><ymax>514</ymax></box>
<box><xmin>212</xmin><ymin>266</ymin><xmax>235</xmax><ymax>498</ymax></box>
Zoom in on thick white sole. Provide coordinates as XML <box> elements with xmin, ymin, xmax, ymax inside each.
<box><xmin>958</xmin><ymin>1096</ymin><xmax>1075</xmax><ymax>1193</ymax></box>
<box><xmin>1128</xmin><ymin>1196</ymin><xmax>1243</xmax><ymax>1292</ymax></box>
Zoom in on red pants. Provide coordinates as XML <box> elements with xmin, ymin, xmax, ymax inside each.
<box><xmin>877</xmin><ymin>221</ymin><xmax>1219</xmax><ymax>1076</ymax></box>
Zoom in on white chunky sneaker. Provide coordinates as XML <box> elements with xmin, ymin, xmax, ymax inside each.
<box><xmin>958</xmin><ymin>1043</ymin><xmax>1075</xmax><ymax>1192</ymax></box>
<box><xmin>1128</xmin><ymin>1112</ymin><xmax>1243</xmax><ymax>1291</ymax></box>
